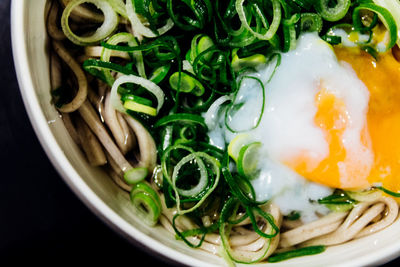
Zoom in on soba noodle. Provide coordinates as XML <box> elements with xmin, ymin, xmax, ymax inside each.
<box><xmin>45</xmin><ymin>0</ymin><xmax>400</xmax><ymax>264</ymax></box>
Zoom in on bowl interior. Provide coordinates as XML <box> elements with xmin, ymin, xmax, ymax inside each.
<box><xmin>12</xmin><ymin>0</ymin><xmax>400</xmax><ymax>266</ymax></box>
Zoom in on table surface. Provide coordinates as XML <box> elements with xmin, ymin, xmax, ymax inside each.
<box><xmin>0</xmin><ymin>0</ymin><xmax>398</xmax><ymax>265</ymax></box>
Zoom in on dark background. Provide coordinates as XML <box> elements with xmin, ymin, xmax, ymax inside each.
<box><xmin>0</xmin><ymin>0</ymin><xmax>398</xmax><ymax>265</ymax></box>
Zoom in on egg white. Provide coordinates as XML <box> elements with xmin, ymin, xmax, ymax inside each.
<box><xmin>206</xmin><ymin>33</ymin><xmax>372</xmax><ymax>222</ymax></box>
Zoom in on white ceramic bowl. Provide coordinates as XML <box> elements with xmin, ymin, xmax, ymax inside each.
<box><xmin>11</xmin><ymin>1</ymin><xmax>400</xmax><ymax>266</ymax></box>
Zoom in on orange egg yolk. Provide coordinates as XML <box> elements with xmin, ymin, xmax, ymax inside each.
<box><xmin>286</xmin><ymin>46</ymin><xmax>400</xmax><ymax>192</ymax></box>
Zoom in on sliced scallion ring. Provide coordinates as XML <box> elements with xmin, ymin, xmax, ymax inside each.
<box><xmin>149</xmin><ymin>65</ymin><xmax>172</xmax><ymax>84</ymax></box>
<box><xmin>121</xmin><ymin>94</ymin><xmax>153</xmax><ymax>106</ymax></box>
<box><xmin>189</xmin><ymin>34</ymin><xmax>215</xmax><ymax>63</ymax></box>
<box><xmin>231</xmin><ymin>48</ymin><xmax>267</xmax><ymax>73</ymax></box>
<box><xmin>169</xmin><ymin>72</ymin><xmax>205</xmax><ymax>96</ymax></box>
<box><xmin>101</xmin><ymin>32</ymin><xmax>146</xmax><ymax>80</ymax></box>
<box><xmin>126</xmin><ymin>0</ymin><xmax>174</xmax><ymax>38</ymax></box>
<box><xmin>124</xmin><ymin>167</ymin><xmax>149</xmax><ymax>184</ymax></box>
<box><xmin>372</xmin><ymin>0</ymin><xmax>400</xmax><ymax>46</ymax></box>
<box><xmin>246</xmin><ymin>205</ymin><xmax>279</xmax><ymax>239</ymax></box>
<box><xmin>300</xmin><ymin>13</ymin><xmax>323</xmax><ymax>33</ymax></box>
<box><xmin>282</xmin><ymin>13</ymin><xmax>300</xmax><ymax>52</ymax></box>
<box><xmin>236</xmin><ymin>0</ymin><xmax>281</xmax><ymax>41</ymax></box>
<box><xmin>61</xmin><ymin>0</ymin><xmax>119</xmax><ymax>46</ymax></box>
<box><xmin>130</xmin><ymin>182</ymin><xmax>162</xmax><ymax>226</ymax></box>
<box><xmin>124</xmin><ymin>100</ymin><xmax>157</xmax><ymax>116</ymax></box>
<box><xmin>204</xmin><ymin>95</ymin><xmax>232</xmax><ymax>130</ymax></box>
<box><xmin>219</xmin><ymin>197</ymin><xmax>277</xmax><ymax>264</ymax></box>
<box><xmin>110</xmin><ymin>75</ymin><xmax>165</xmax><ymax>115</ymax></box>
<box><xmin>237</xmin><ymin>142</ymin><xmax>262</xmax><ymax>178</ymax></box>
<box><xmin>161</xmin><ymin>144</ymin><xmax>195</xmax><ymax>186</ymax></box>
<box><xmin>172</xmin><ymin>153</ymin><xmax>208</xmax><ymax>198</ymax></box>
<box><xmin>172</xmin><ymin>152</ymin><xmax>220</xmax><ymax>215</ymax></box>
<box><xmin>315</xmin><ymin>0</ymin><xmax>351</xmax><ymax>22</ymax></box>
<box><xmin>106</xmin><ymin>0</ymin><xmax>128</xmax><ymax>18</ymax></box>
<box><xmin>227</xmin><ymin>133</ymin><xmax>252</xmax><ymax>162</ymax></box>
<box><xmin>166</xmin><ymin>0</ymin><xmax>212</xmax><ymax>31</ymax></box>
<box><xmin>353</xmin><ymin>3</ymin><xmax>398</xmax><ymax>52</ymax></box>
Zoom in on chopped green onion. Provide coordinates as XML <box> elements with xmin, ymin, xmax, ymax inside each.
<box><xmin>149</xmin><ymin>64</ymin><xmax>171</xmax><ymax>84</ymax></box>
<box><xmin>101</xmin><ymin>35</ymin><xmax>180</xmax><ymax>64</ymax></box>
<box><xmin>172</xmin><ymin>153</ymin><xmax>208</xmax><ymax>198</ymax></box>
<box><xmin>219</xmin><ymin>197</ymin><xmax>276</xmax><ymax>264</ymax></box>
<box><xmin>155</xmin><ymin>113</ymin><xmax>207</xmax><ymax>129</ymax></box>
<box><xmin>169</xmin><ymin>72</ymin><xmax>205</xmax><ymax>96</ymax></box>
<box><xmin>172</xmin><ymin>152</ymin><xmax>220</xmax><ymax>215</ymax></box>
<box><xmin>130</xmin><ymin>182</ymin><xmax>162</xmax><ymax>226</ymax></box>
<box><xmin>222</xmin><ymin>153</ymin><xmax>264</xmax><ymax>206</ymax></box>
<box><xmin>353</xmin><ymin>3</ymin><xmax>398</xmax><ymax>52</ymax></box>
<box><xmin>197</xmin><ymin>35</ymin><xmax>215</xmax><ymax>61</ymax></box>
<box><xmin>286</xmin><ymin>211</ymin><xmax>301</xmax><ymax>221</ymax></box>
<box><xmin>124</xmin><ymin>100</ymin><xmax>157</xmax><ymax>116</ymax></box>
<box><xmin>61</xmin><ymin>0</ymin><xmax>119</xmax><ymax>46</ymax></box>
<box><xmin>282</xmin><ymin>13</ymin><xmax>300</xmax><ymax>52</ymax></box>
<box><xmin>372</xmin><ymin>0</ymin><xmax>400</xmax><ymax>46</ymax></box>
<box><xmin>106</xmin><ymin>0</ymin><xmax>128</xmax><ymax>18</ymax></box>
<box><xmin>362</xmin><ymin>45</ymin><xmax>379</xmax><ymax>60</ymax></box>
<box><xmin>315</xmin><ymin>0</ymin><xmax>351</xmax><ymax>22</ymax></box>
<box><xmin>300</xmin><ymin>13</ymin><xmax>323</xmax><ymax>33</ymax></box>
<box><xmin>172</xmin><ymin>214</ymin><xmax>206</xmax><ymax>248</ymax></box>
<box><xmin>126</xmin><ymin>0</ymin><xmax>174</xmax><ymax>38</ymax></box>
<box><xmin>236</xmin><ymin>0</ymin><xmax>282</xmax><ymax>41</ymax></box>
<box><xmin>318</xmin><ymin>190</ymin><xmax>357</xmax><ymax>212</ymax></box>
<box><xmin>227</xmin><ymin>133</ymin><xmax>252</xmax><ymax>162</ymax></box>
<box><xmin>268</xmin><ymin>246</ymin><xmax>326</xmax><ymax>263</ymax></box>
<box><xmin>122</xmin><ymin>94</ymin><xmax>153</xmax><ymax>106</ymax></box>
<box><xmin>166</xmin><ymin>0</ymin><xmax>212</xmax><ymax>31</ymax></box>
<box><xmin>237</xmin><ymin>142</ymin><xmax>261</xmax><ymax>178</ymax></box>
<box><xmin>288</xmin><ymin>0</ymin><xmax>314</xmax><ymax>10</ymax></box>
<box><xmin>231</xmin><ymin>49</ymin><xmax>267</xmax><ymax>73</ymax></box>
<box><xmin>318</xmin><ymin>190</ymin><xmax>357</xmax><ymax>205</ymax></box>
<box><xmin>124</xmin><ymin>167</ymin><xmax>149</xmax><ymax>184</ymax></box>
<box><xmin>191</xmin><ymin>46</ymin><xmax>236</xmax><ymax>95</ymax></box>
<box><xmin>246</xmin><ymin>205</ymin><xmax>279</xmax><ymax>239</ymax></box>
<box><xmin>83</xmin><ymin>59</ymin><xmax>135</xmax><ymax>86</ymax></box>
<box><xmin>110</xmin><ymin>74</ymin><xmax>165</xmax><ymax>115</ymax></box>
<box><xmin>161</xmin><ymin>144</ymin><xmax>195</xmax><ymax>186</ymax></box>
<box><xmin>188</xmin><ymin>34</ymin><xmax>215</xmax><ymax>63</ymax></box>
<box><xmin>375</xmin><ymin>186</ymin><xmax>400</xmax><ymax>197</ymax></box>
<box><xmin>225</xmin><ymin>76</ymin><xmax>266</xmax><ymax>133</ymax></box>
<box><xmin>101</xmin><ymin>32</ymin><xmax>146</xmax><ymax>82</ymax></box>
<box><xmin>322</xmin><ymin>34</ymin><xmax>342</xmax><ymax>45</ymax></box>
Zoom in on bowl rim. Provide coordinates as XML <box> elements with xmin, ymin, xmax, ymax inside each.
<box><xmin>10</xmin><ymin>0</ymin><xmax>400</xmax><ymax>266</ymax></box>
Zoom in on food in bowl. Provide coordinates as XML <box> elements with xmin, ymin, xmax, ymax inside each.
<box><xmin>46</xmin><ymin>0</ymin><xmax>400</xmax><ymax>264</ymax></box>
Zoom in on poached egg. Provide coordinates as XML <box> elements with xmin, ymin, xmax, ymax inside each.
<box><xmin>207</xmin><ymin>32</ymin><xmax>400</xmax><ymax>222</ymax></box>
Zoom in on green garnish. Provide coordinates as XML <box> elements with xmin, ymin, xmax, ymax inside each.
<box><xmin>268</xmin><ymin>246</ymin><xmax>326</xmax><ymax>262</ymax></box>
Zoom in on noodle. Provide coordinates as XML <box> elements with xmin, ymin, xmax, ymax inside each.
<box><xmin>45</xmin><ymin>0</ymin><xmax>400</xmax><ymax>264</ymax></box>
<box><xmin>75</xmin><ymin>115</ymin><xmax>107</xmax><ymax>166</ymax></box>
<box><xmin>104</xmin><ymin>91</ymin><xmax>136</xmax><ymax>154</ymax></box>
<box><xmin>52</xmin><ymin>40</ymin><xmax>88</xmax><ymax>113</ymax></box>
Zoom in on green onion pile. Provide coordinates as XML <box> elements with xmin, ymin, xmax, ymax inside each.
<box><xmin>48</xmin><ymin>0</ymin><xmax>400</xmax><ymax>264</ymax></box>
